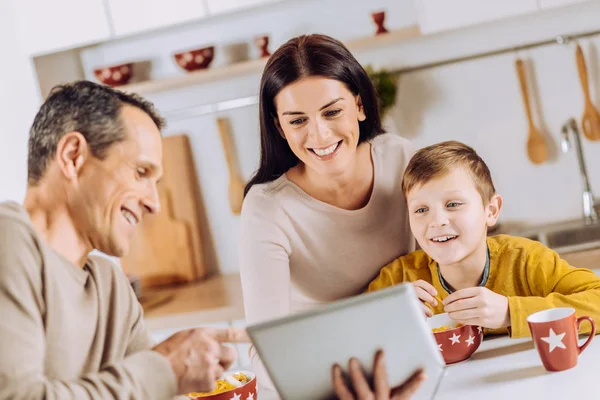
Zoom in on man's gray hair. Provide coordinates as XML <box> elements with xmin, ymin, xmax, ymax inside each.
<box><xmin>27</xmin><ymin>80</ymin><xmax>165</xmax><ymax>185</ymax></box>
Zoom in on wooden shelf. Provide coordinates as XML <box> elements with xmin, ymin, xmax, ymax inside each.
<box><xmin>122</xmin><ymin>57</ymin><xmax>268</xmax><ymax>95</ymax></box>
<box><xmin>120</xmin><ymin>25</ymin><xmax>421</xmax><ymax>95</ymax></box>
<box><xmin>346</xmin><ymin>25</ymin><xmax>422</xmax><ymax>52</ymax></box>
<box><xmin>120</xmin><ymin>0</ymin><xmax>600</xmax><ymax>96</ymax></box>
<box><xmin>143</xmin><ymin>273</ymin><xmax>245</xmax><ymax>331</ymax></box>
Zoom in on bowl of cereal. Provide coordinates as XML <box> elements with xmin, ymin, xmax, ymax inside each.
<box><xmin>427</xmin><ymin>313</ymin><xmax>483</xmax><ymax>365</ymax></box>
<box><xmin>187</xmin><ymin>371</ymin><xmax>256</xmax><ymax>400</ymax></box>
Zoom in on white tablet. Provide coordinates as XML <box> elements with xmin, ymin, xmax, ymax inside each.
<box><xmin>246</xmin><ymin>283</ymin><xmax>446</xmax><ymax>400</ymax></box>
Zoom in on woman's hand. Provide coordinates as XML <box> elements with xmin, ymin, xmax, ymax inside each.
<box><xmin>412</xmin><ymin>280</ymin><xmax>439</xmax><ymax>318</ymax></box>
<box><xmin>331</xmin><ymin>350</ymin><xmax>426</xmax><ymax>400</ymax></box>
<box><xmin>443</xmin><ymin>287</ymin><xmax>510</xmax><ymax>329</ymax></box>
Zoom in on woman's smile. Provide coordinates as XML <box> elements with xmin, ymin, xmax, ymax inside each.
<box><xmin>309</xmin><ymin>140</ymin><xmax>342</xmax><ymax>160</ymax></box>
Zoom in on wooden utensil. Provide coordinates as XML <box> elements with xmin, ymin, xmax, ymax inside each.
<box><xmin>123</xmin><ymin>185</ymin><xmax>196</xmax><ymax>288</ymax></box>
<box><xmin>217</xmin><ymin>117</ymin><xmax>246</xmax><ymax>215</ymax></box>
<box><xmin>160</xmin><ymin>134</ymin><xmax>209</xmax><ymax>280</ymax></box>
<box><xmin>120</xmin><ymin>134</ymin><xmax>209</xmax><ymax>289</ymax></box>
<box><xmin>575</xmin><ymin>44</ymin><xmax>600</xmax><ymax>141</ymax></box>
<box><xmin>515</xmin><ymin>58</ymin><xmax>548</xmax><ymax>165</ymax></box>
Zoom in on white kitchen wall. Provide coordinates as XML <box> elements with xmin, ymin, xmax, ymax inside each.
<box><xmin>414</xmin><ymin>0</ymin><xmax>539</xmax><ymax>33</ymax></box>
<box><xmin>41</xmin><ymin>0</ymin><xmax>600</xmax><ymax>273</ymax></box>
<box><xmin>0</xmin><ymin>1</ymin><xmax>42</xmax><ymax>202</ymax></box>
<box><xmin>386</xmin><ymin>41</ymin><xmax>600</xmax><ymax>225</ymax></box>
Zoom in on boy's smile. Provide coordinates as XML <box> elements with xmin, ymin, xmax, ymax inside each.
<box><xmin>430</xmin><ymin>234</ymin><xmax>458</xmax><ymax>243</ymax></box>
<box><xmin>406</xmin><ymin>166</ymin><xmax>502</xmax><ymax>285</ymax></box>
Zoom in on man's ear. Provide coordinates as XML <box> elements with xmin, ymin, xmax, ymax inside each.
<box><xmin>55</xmin><ymin>132</ymin><xmax>89</xmax><ymax>181</ymax></box>
<box><xmin>356</xmin><ymin>95</ymin><xmax>366</xmax><ymax>122</ymax></box>
<box><xmin>273</xmin><ymin>115</ymin><xmax>286</xmax><ymax>139</ymax></box>
<box><xmin>486</xmin><ymin>194</ymin><xmax>503</xmax><ymax>228</ymax></box>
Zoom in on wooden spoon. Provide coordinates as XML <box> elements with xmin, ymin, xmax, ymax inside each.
<box><xmin>515</xmin><ymin>58</ymin><xmax>548</xmax><ymax>165</ymax></box>
<box><xmin>217</xmin><ymin>117</ymin><xmax>246</xmax><ymax>215</ymax></box>
<box><xmin>575</xmin><ymin>44</ymin><xmax>600</xmax><ymax>141</ymax></box>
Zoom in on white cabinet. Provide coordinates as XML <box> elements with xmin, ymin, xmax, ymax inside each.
<box><xmin>11</xmin><ymin>0</ymin><xmax>111</xmax><ymax>56</ymax></box>
<box><xmin>205</xmin><ymin>0</ymin><xmax>278</xmax><ymax>15</ymax></box>
<box><xmin>538</xmin><ymin>0</ymin><xmax>591</xmax><ymax>9</ymax></box>
<box><xmin>414</xmin><ymin>0</ymin><xmax>538</xmax><ymax>33</ymax></box>
<box><xmin>107</xmin><ymin>0</ymin><xmax>208</xmax><ymax>37</ymax></box>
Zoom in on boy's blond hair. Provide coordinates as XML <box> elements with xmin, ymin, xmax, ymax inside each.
<box><xmin>402</xmin><ymin>140</ymin><xmax>496</xmax><ymax>204</ymax></box>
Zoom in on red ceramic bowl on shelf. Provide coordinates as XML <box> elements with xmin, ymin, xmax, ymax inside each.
<box><xmin>428</xmin><ymin>313</ymin><xmax>483</xmax><ymax>365</ymax></box>
<box><xmin>186</xmin><ymin>371</ymin><xmax>256</xmax><ymax>400</ymax></box>
<box><xmin>93</xmin><ymin>63</ymin><xmax>133</xmax><ymax>87</ymax></box>
<box><xmin>174</xmin><ymin>46</ymin><xmax>215</xmax><ymax>72</ymax></box>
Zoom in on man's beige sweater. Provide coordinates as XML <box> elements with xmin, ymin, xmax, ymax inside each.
<box><xmin>0</xmin><ymin>201</ymin><xmax>177</xmax><ymax>399</ymax></box>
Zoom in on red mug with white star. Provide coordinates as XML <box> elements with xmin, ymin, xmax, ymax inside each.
<box><xmin>527</xmin><ymin>307</ymin><xmax>596</xmax><ymax>372</ymax></box>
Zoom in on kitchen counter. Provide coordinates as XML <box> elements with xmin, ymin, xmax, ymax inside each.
<box><xmin>140</xmin><ymin>242</ymin><xmax>600</xmax><ymax>334</ymax></box>
<box><xmin>257</xmin><ymin>333</ymin><xmax>600</xmax><ymax>400</ymax></box>
<box><xmin>142</xmin><ymin>273</ymin><xmax>245</xmax><ymax>332</ymax></box>
<box><xmin>437</xmin><ymin>334</ymin><xmax>599</xmax><ymax>400</ymax></box>
<box><xmin>495</xmin><ymin>218</ymin><xmax>600</xmax><ymax>254</ymax></box>
<box><xmin>560</xmin><ymin>247</ymin><xmax>600</xmax><ymax>271</ymax></box>
<box><xmin>140</xmin><ymin>246</ymin><xmax>598</xmax><ymax>369</ymax></box>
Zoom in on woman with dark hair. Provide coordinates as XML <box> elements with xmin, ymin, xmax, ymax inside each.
<box><xmin>239</xmin><ymin>34</ymin><xmax>420</xmax><ymax>398</ymax></box>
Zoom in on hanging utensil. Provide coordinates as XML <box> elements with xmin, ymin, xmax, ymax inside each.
<box><xmin>217</xmin><ymin>117</ymin><xmax>246</xmax><ymax>215</ymax></box>
<box><xmin>515</xmin><ymin>58</ymin><xmax>548</xmax><ymax>165</ymax></box>
<box><xmin>575</xmin><ymin>44</ymin><xmax>600</xmax><ymax>141</ymax></box>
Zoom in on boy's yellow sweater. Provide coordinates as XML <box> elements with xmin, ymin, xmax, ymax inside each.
<box><xmin>367</xmin><ymin>235</ymin><xmax>600</xmax><ymax>338</ymax></box>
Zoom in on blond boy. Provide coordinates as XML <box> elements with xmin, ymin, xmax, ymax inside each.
<box><xmin>368</xmin><ymin>141</ymin><xmax>600</xmax><ymax>337</ymax></box>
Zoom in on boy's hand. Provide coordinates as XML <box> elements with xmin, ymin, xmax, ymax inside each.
<box><xmin>412</xmin><ymin>280</ymin><xmax>439</xmax><ymax>318</ymax></box>
<box><xmin>442</xmin><ymin>287</ymin><xmax>510</xmax><ymax>329</ymax></box>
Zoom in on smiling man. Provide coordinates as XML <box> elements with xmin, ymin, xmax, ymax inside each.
<box><xmin>0</xmin><ymin>81</ymin><xmax>244</xmax><ymax>399</ymax></box>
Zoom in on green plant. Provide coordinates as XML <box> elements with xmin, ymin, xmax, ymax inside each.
<box><xmin>365</xmin><ymin>65</ymin><xmax>399</xmax><ymax>117</ymax></box>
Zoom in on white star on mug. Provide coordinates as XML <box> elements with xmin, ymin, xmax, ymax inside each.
<box><xmin>466</xmin><ymin>335</ymin><xmax>475</xmax><ymax>347</ymax></box>
<box><xmin>449</xmin><ymin>333</ymin><xmax>461</xmax><ymax>345</ymax></box>
<box><xmin>246</xmin><ymin>393</ymin><xmax>255</xmax><ymax>400</ymax></box>
<box><xmin>438</xmin><ymin>343</ymin><xmax>443</xmax><ymax>352</ymax></box>
<box><xmin>230</xmin><ymin>394</ymin><xmax>241</xmax><ymax>400</ymax></box>
<box><xmin>541</xmin><ymin>328</ymin><xmax>566</xmax><ymax>353</ymax></box>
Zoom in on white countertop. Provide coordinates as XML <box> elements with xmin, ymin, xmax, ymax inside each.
<box><xmin>256</xmin><ymin>334</ymin><xmax>599</xmax><ymax>400</ymax></box>
<box><xmin>435</xmin><ymin>334</ymin><xmax>598</xmax><ymax>399</ymax></box>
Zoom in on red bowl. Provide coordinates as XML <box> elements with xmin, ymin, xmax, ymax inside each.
<box><xmin>174</xmin><ymin>46</ymin><xmax>215</xmax><ymax>72</ymax></box>
<box><xmin>427</xmin><ymin>313</ymin><xmax>483</xmax><ymax>365</ymax></box>
<box><xmin>93</xmin><ymin>63</ymin><xmax>133</xmax><ymax>87</ymax></box>
<box><xmin>186</xmin><ymin>371</ymin><xmax>256</xmax><ymax>400</ymax></box>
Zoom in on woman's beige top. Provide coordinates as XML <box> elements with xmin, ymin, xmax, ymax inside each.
<box><xmin>239</xmin><ymin>133</ymin><xmax>415</xmax><ymax>391</ymax></box>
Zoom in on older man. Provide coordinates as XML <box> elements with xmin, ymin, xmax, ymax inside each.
<box><xmin>0</xmin><ymin>81</ymin><xmax>245</xmax><ymax>399</ymax></box>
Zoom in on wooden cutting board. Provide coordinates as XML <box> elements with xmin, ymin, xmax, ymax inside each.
<box><xmin>120</xmin><ymin>134</ymin><xmax>209</xmax><ymax>289</ymax></box>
